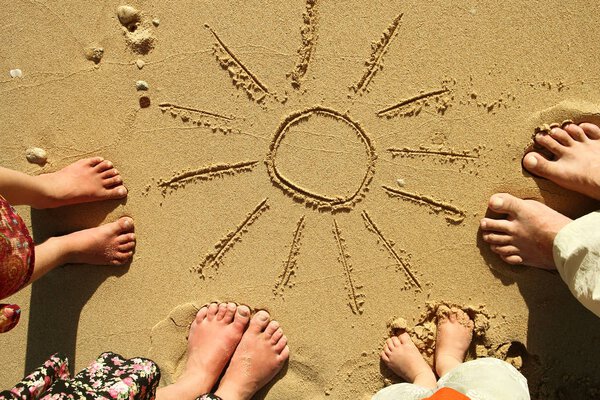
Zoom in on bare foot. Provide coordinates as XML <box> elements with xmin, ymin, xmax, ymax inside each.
<box><xmin>0</xmin><ymin>305</ymin><xmax>20</xmax><ymax>333</ymax></box>
<box><xmin>380</xmin><ymin>332</ymin><xmax>436</xmax><ymax>389</ymax></box>
<box><xmin>480</xmin><ymin>193</ymin><xmax>572</xmax><ymax>269</ymax></box>
<box><xmin>171</xmin><ymin>303</ymin><xmax>251</xmax><ymax>398</ymax></box>
<box><xmin>34</xmin><ymin>157</ymin><xmax>127</xmax><ymax>208</ymax></box>
<box><xmin>215</xmin><ymin>310</ymin><xmax>289</xmax><ymax>400</ymax></box>
<box><xmin>35</xmin><ymin>217</ymin><xmax>136</xmax><ymax>271</ymax></box>
<box><xmin>523</xmin><ymin>123</ymin><xmax>600</xmax><ymax>200</ymax></box>
<box><xmin>434</xmin><ymin>307</ymin><xmax>473</xmax><ymax>377</ymax></box>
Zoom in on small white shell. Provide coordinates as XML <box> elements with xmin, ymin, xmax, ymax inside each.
<box><xmin>396</xmin><ymin>178</ymin><xmax>405</xmax><ymax>187</ymax></box>
<box><xmin>9</xmin><ymin>69</ymin><xmax>22</xmax><ymax>78</ymax></box>
<box><xmin>25</xmin><ymin>147</ymin><xmax>48</xmax><ymax>165</ymax></box>
<box><xmin>136</xmin><ymin>80</ymin><xmax>149</xmax><ymax>91</ymax></box>
<box><xmin>152</xmin><ymin>18</ymin><xmax>160</xmax><ymax>27</ymax></box>
<box><xmin>135</xmin><ymin>59</ymin><xmax>145</xmax><ymax>69</ymax></box>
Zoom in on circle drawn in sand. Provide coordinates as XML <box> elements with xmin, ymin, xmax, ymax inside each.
<box><xmin>265</xmin><ymin>107</ymin><xmax>377</xmax><ymax>211</ymax></box>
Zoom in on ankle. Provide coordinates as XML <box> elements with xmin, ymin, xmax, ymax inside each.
<box><xmin>214</xmin><ymin>383</ymin><xmax>248</xmax><ymax>400</ymax></box>
<box><xmin>28</xmin><ymin>174</ymin><xmax>56</xmax><ymax>209</ymax></box>
<box><xmin>412</xmin><ymin>370</ymin><xmax>437</xmax><ymax>390</ymax></box>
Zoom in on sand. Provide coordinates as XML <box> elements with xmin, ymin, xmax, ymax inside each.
<box><xmin>1</xmin><ymin>1</ymin><xmax>600</xmax><ymax>398</ymax></box>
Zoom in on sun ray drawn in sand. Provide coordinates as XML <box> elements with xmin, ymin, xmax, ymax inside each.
<box><xmin>158</xmin><ymin>6</ymin><xmax>479</xmax><ymax>314</ymax></box>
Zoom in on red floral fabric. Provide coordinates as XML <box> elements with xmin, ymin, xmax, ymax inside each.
<box><xmin>0</xmin><ymin>195</ymin><xmax>34</xmax><ymax>300</ymax></box>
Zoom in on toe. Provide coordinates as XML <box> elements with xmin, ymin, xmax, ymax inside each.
<box><xmin>480</xmin><ymin>218</ymin><xmax>513</xmax><ymax>234</ymax></box>
<box><xmin>580</xmin><ymin>123</ymin><xmax>600</xmax><ymax>139</ymax></box>
<box><xmin>274</xmin><ymin>334</ymin><xmax>288</xmax><ymax>352</ymax></box>
<box><xmin>112</xmin><ymin>251</ymin><xmax>133</xmax><ymax>265</ymax></box>
<box><xmin>535</xmin><ymin>132</ymin><xmax>567</xmax><ymax>155</ymax></box>
<box><xmin>117</xmin><ymin>217</ymin><xmax>134</xmax><ymax>233</ymax></box>
<box><xmin>88</xmin><ymin>156</ymin><xmax>105</xmax><ymax>167</ymax></box>
<box><xmin>103</xmin><ymin>176</ymin><xmax>124</xmax><ymax>188</ymax></box>
<box><xmin>522</xmin><ymin>152</ymin><xmax>560</xmax><ymax>180</ymax></box>
<box><xmin>280</xmin><ymin>345</ymin><xmax>290</xmax><ymax>361</ymax></box>
<box><xmin>488</xmin><ymin>193</ymin><xmax>522</xmax><ymax>216</ymax></box>
<box><xmin>118</xmin><ymin>233</ymin><xmax>135</xmax><ymax>245</ymax></box>
<box><xmin>502</xmin><ymin>254</ymin><xmax>523</xmax><ymax>265</ymax></box>
<box><xmin>195</xmin><ymin>306</ymin><xmax>209</xmax><ymax>323</ymax></box>
<box><xmin>482</xmin><ymin>232</ymin><xmax>512</xmax><ymax>245</ymax></box>
<box><xmin>265</xmin><ymin>320</ymin><xmax>280</xmax><ymax>337</ymax></box>
<box><xmin>381</xmin><ymin>351</ymin><xmax>390</xmax><ymax>363</ymax></box>
<box><xmin>564</xmin><ymin>124</ymin><xmax>588</xmax><ymax>142</ymax></box>
<box><xmin>95</xmin><ymin>160</ymin><xmax>114</xmax><ymax>172</ymax></box>
<box><xmin>118</xmin><ymin>242</ymin><xmax>136</xmax><ymax>252</ymax></box>
<box><xmin>233</xmin><ymin>305</ymin><xmax>251</xmax><ymax>329</ymax></box>
<box><xmin>207</xmin><ymin>303</ymin><xmax>219</xmax><ymax>320</ymax></box>
<box><xmin>216</xmin><ymin>303</ymin><xmax>228</xmax><ymax>320</ymax></box>
<box><xmin>491</xmin><ymin>245</ymin><xmax>520</xmax><ymax>257</ymax></box>
<box><xmin>248</xmin><ymin>310</ymin><xmax>270</xmax><ymax>333</ymax></box>
<box><xmin>100</xmin><ymin>168</ymin><xmax>119</xmax><ymax>179</ymax></box>
<box><xmin>385</xmin><ymin>338</ymin><xmax>394</xmax><ymax>350</ymax></box>
<box><xmin>548</xmin><ymin>127</ymin><xmax>575</xmax><ymax>146</ymax></box>
<box><xmin>392</xmin><ymin>335</ymin><xmax>402</xmax><ymax>346</ymax></box>
<box><xmin>271</xmin><ymin>327</ymin><xmax>284</xmax><ymax>344</ymax></box>
<box><xmin>223</xmin><ymin>302</ymin><xmax>237</xmax><ymax>323</ymax></box>
<box><xmin>106</xmin><ymin>186</ymin><xmax>128</xmax><ymax>200</ymax></box>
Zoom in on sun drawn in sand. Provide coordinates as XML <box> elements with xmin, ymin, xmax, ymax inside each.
<box><xmin>156</xmin><ymin>4</ymin><xmax>480</xmax><ymax>314</ymax></box>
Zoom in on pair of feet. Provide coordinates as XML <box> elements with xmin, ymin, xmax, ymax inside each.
<box><xmin>26</xmin><ymin>157</ymin><xmax>137</xmax><ymax>267</ymax></box>
<box><xmin>381</xmin><ymin>308</ymin><xmax>473</xmax><ymax>389</ymax></box>
<box><xmin>481</xmin><ymin>122</ymin><xmax>600</xmax><ymax>269</ymax></box>
<box><xmin>158</xmin><ymin>303</ymin><xmax>289</xmax><ymax>400</ymax></box>
<box><xmin>0</xmin><ymin>158</ymin><xmax>136</xmax><ymax>332</ymax></box>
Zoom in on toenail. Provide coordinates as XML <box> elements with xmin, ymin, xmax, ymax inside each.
<box><xmin>480</xmin><ymin>220</ymin><xmax>486</xmax><ymax>229</ymax></box>
<box><xmin>118</xmin><ymin>187</ymin><xmax>127</xmax><ymax>196</ymax></box>
<box><xmin>237</xmin><ymin>307</ymin><xmax>249</xmax><ymax>317</ymax></box>
<box><xmin>123</xmin><ymin>218</ymin><xmax>132</xmax><ymax>228</ymax></box>
<box><xmin>490</xmin><ymin>197</ymin><xmax>503</xmax><ymax>210</ymax></box>
<box><xmin>523</xmin><ymin>154</ymin><xmax>537</xmax><ymax>168</ymax></box>
<box><xmin>257</xmin><ymin>311</ymin><xmax>269</xmax><ymax>321</ymax></box>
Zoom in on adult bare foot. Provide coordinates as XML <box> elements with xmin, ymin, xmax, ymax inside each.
<box><xmin>434</xmin><ymin>307</ymin><xmax>473</xmax><ymax>378</ymax></box>
<box><xmin>214</xmin><ymin>310</ymin><xmax>289</xmax><ymax>400</ymax></box>
<box><xmin>34</xmin><ymin>157</ymin><xmax>127</xmax><ymax>208</ymax></box>
<box><xmin>480</xmin><ymin>193</ymin><xmax>572</xmax><ymax>269</ymax></box>
<box><xmin>160</xmin><ymin>303</ymin><xmax>251</xmax><ymax>399</ymax></box>
<box><xmin>523</xmin><ymin>123</ymin><xmax>600</xmax><ymax>200</ymax></box>
<box><xmin>34</xmin><ymin>217</ymin><xmax>136</xmax><ymax>278</ymax></box>
<box><xmin>380</xmin><ymin>332</ymin><xmax>436</xmax><ymax>389</ymax></box>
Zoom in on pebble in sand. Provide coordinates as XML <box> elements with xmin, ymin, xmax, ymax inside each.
<box><xmin>25</xmin><ymin>147</ymin><xmax>48</xmax><ymax>165</ymax></box>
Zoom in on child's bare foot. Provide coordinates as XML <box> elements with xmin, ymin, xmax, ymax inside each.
<box><xmin>523</xmin><ymin>123</ymin><xmax>600</xmax><ymax>200</ymax></box>
<box><xmin>34</xmin><ymin>157</ymin><xmax>127</xmax><ymax>208</ymax></box>
<box><xmin>435</xmin><ymin>307</ymin><xmax>473</xmax><ymax>378</ymax></box>
<box><xmin>214</xmin><ymin>310</ymin><xmax>289</xmax><ymax>400</ymax></box>
<box><xmin>0</xmin><ymin>305</ymin><xmax>20</xmax><ymax>333</ymax></box>
<box><xmin>35</xmin><ymin>217</ymin><xmax>136</xmax><ymax>271</ymax></box>
<box><xmin>381</xmin><ymin>332</ymin><xmax>436</xmax><ymax>389</ymax></box>
<box><xmin>169</xmin><ymin>303</ymin><xmax>251</xmax><ymax>398</ymax></box>
<box><xmin>480</xmin><ymin>193</ymin><xmax>572</xmax><ymax>269</ymax></box>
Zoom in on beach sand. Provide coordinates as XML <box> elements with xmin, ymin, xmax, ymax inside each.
<box><xmin>1</xmin><ymin>1</ymin><xmax>600</xmax><ymax>398</ymax></box>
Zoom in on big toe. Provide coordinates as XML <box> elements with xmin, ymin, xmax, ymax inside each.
<box><xmin>233</xmin><ymin>305</ymin><xmax>251</xmax><ymax>329</ymax></box>
<box><xmin>248</xmin><ymin>310</ymin><xmax>271</xmax><ymax>333</ymax></box>
<box><xmin>117</xmin><ymin>217</ymin><xmax>134</xmax><ymax>233</ymax></box>
<box><xmin>522</xmin><ymin>152</ymin><xmax>558</xmax><ymax>179</ymax></box>
<box><xmin>488</xmin><ymin>193</ymin><xmax>522</xmax><ymax>215</ymax></box>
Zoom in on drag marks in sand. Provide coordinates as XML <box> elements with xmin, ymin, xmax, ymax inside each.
<box><xmin>191</xmin><ymin>198</ymin><xmax>269</xmax><ymax>279</ymax></box>
<box><xmin>332</xmin><ymin>220</ymin><xmax>366</xmax><ymax>315</ymax></box>
<box><xmin>377</xmin><ymin>87</ymin><xmax>452</xmax><ymax>118</ymax></box>
<box><xmin>361</xmin><ymin>210</ymin><xmax>421</xmax><ymax>290</ymax></box>
<box><xmin>382</xmin><ymin>185</ymin><xmax>466</xmax><ymax>224</ymax></box>
<box><xmin>206</xmin><ymin>24</ymin><xmax>285</xmax><ymax>105</ymax></box>
<box><xmin>158</xmin><ymin>102</ymin><xmax>242</xmax><ymax>135</ymax></box>
<box><xmin>350</xmin><ymin>13</ymin><xmax>404</xmax><ymax>96</ymax></box>
<box><xmin>156</xmin><ymin>161</ymin><xmax>259</xmax><ymax>194</ymax></box>
<box><xmin>287</xmin><ymin>0</ymin><xmax>318</xmax><ymax>89</ymax></box>
<box><xmin>273</xmin><ymin>216</ymin><xmax>306</xmax><ymax>296</ymax></box>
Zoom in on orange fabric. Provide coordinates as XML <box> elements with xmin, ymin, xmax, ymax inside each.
<box><xmin>423</xmin><ymin>387</ymin><xmax>470</xmax><ymax>400</ymax></box>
